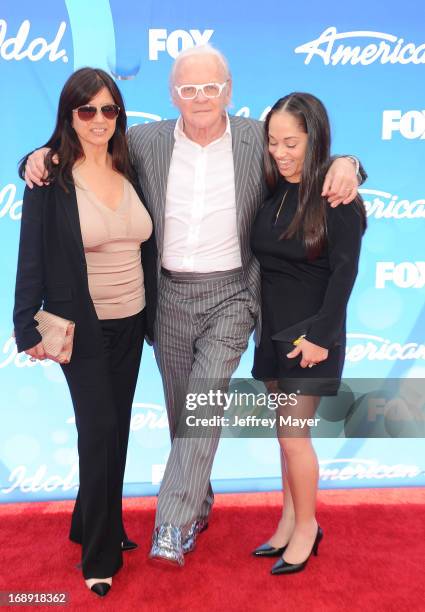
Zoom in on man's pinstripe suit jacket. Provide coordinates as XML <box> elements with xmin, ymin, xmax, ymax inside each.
<box><xmin>127</xmin><ymin>115</ymin><xmax>267</xmax><ymax>342</ymax></box>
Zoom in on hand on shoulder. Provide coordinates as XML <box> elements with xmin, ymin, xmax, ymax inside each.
<box><xmin>24</xmin><ymin>147</ymin><xmax>52</xmax><ymax>188</ymax></box>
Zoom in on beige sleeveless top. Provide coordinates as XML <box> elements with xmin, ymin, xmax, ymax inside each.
<box><xmin>73</xmin><ymin>169</ymin><xmax>153</xmax><ymax>320</ymax></box>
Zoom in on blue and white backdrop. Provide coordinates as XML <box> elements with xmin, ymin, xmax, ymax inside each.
<box><xmin>1</xmin><ymin>0</ymin><xmax>424</xmax><ymax>502</ymax></box>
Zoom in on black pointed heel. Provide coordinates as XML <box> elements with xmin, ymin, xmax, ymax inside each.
<box><xmin>271</xmin><ymin>525</ymin><xmax>323</xmax><ymax>575</ymax></box>
<box><xmin>90</xmin><ymin>582</ymin><xmax>111</xmax><ymax>597</ymax></box>
<box><xmin>122</xmin><ymin>538</ymin><xmax>138</xmax><ymax>551</ymax></box>
<box><xmin>252</xmin><ymin>542</ymin><xmax>288</xmax><ymax>558</ymax></box>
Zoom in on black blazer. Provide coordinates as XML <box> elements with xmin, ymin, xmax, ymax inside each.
<box><xmin>13</xmin><ymin>178</ymin><xmax>157</xmax><ymax>358</ymax></box>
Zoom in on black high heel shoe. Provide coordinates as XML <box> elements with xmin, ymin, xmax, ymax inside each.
<box><xmin>90</xmin><ymin>582</ymin><xmax>111</xmax><ymax>597</ymax></box>
<box><xmin>85</xmin><ymin>578</ymin><xmax>112</xmax><ymax>597</ymax></box>
<box><xmin>252</xmin><ymin>542</ymin><xmax>288</xmax><ymax>558</ymax></box>
<box><xmin>122</xmin><ymin>538</ymin><xmax>138</xmax><ymax>551</ymax></box>
<box><xmin>271</xmin><ymin>526</ymin><xmax>323</xmax><ymax>575</ymax></box>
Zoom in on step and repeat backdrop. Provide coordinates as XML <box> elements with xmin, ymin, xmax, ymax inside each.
<box><xmin>0</xmin><ymin>0</ymin><xmax>424</xmax><ymax>502</ymax></box>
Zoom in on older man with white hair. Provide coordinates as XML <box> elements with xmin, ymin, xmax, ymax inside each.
<box><xmin>126</xmin><ymin>44</ymin><xmax>364</xmax><ymax>566</ymax></box>
<box><xmin>25</xmin><ymin>44</ymin><xmax>364</xmax><ymax>567</ymax></box>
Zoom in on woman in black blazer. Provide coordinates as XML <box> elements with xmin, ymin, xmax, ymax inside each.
<box><xmin>14</xmin><ymin>68</ymin><xmax>156</xmax><ymax>596</ymax></box>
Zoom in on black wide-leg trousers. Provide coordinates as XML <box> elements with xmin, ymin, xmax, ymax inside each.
<box><xmin>61</xmin><ymin>310</ymin><xmax>145</xmax><ymax>578</ymax></box>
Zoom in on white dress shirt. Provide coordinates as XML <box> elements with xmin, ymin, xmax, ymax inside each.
<box><xmin>162</xmin><ymin>114</ymin><xmax>242</xmax><ymax>272</ymax></box>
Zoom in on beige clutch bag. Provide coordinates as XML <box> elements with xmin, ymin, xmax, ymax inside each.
<box><xmin>34</xmin><ymin>310</ymin><xmax>75</xmax><ymax>364</ymax></box>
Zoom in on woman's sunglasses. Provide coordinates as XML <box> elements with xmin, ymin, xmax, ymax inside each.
<box><xmin>72</xmin><ymin>104</ymin><xmax>120</xmax><ymax>121</ymax></box>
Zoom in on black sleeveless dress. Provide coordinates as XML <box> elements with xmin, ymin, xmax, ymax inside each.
<box><xmin>251</xmin><ymin>178</ymin><xmax>364</xmax><ymax>396</ymax></box>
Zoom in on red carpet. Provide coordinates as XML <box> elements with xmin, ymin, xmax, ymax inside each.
<box><xmin>0</xmin><ymin>489</ymin><xmax>424</xmax><ymax>611</ymax></box>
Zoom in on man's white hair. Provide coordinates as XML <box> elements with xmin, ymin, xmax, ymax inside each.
<box><xmin>170</xmin><ymin>43</ymin><xmax>231</xmax><ymax>86</ymax></box>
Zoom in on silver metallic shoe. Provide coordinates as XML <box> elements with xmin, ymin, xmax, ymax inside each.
<box><xmin>182</xmin><ymin>517</ymin><xmax>209</xmax><ymax>554</ymax></box>
<box><xmin>149</xmin><ymin>523</ymin><xmax>184</xmax><ymax>566</ymax></box>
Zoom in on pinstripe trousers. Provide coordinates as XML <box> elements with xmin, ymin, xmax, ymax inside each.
<box><xmin>153</xmin><ymin>268</ymin><xmax>256</xmax><ymax>527</ymax></box>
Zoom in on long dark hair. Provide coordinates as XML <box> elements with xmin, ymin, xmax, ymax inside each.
<box><xmin>19</xmin><ymin>67</ymin><xmax>135</xmax><ymax>190</ymax></box>
<box><xmin>263</xmin><ymin>92</ymin><xmax>366</xmax><ymax>258</ymax></box>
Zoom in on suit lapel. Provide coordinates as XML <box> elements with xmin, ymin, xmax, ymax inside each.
<box><xmin>151</xmin><ymin>121</ymin><xmax>175</xmax><ymax>253</ymax></box>
<box><xmin>231</xmin><ymin>115</ymin><xmax>255</xmax><ymax>245</ymax></box>
<box><xmin>58</xmin><ymin>182</ymin><xmax>86</xmax><ymax>265</ymax></box>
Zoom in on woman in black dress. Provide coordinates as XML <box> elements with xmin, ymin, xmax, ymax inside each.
<box><xmin>251</xmin><ymin>93</ymin><xmax>366</xmax><ymax>575</ymax></box>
